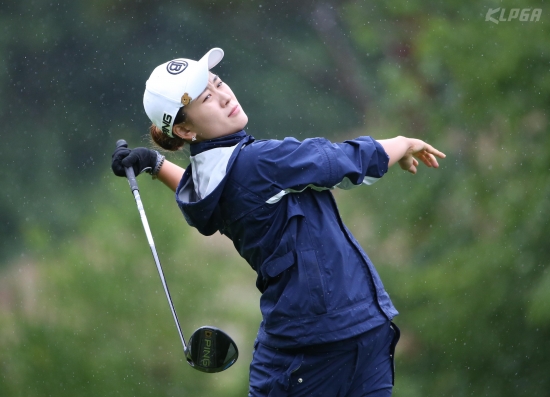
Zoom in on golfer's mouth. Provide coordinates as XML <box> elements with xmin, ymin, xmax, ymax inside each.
<box><xmin>228</xmin><ymin>105</ymin><xmax>240</xmax><ymax>117</ymax></box>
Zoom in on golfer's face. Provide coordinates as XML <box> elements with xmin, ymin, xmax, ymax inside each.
<box><xmin>182</xmin><ymin>73</ymin><xmax>248</xmax><ymax>141</ymax></box>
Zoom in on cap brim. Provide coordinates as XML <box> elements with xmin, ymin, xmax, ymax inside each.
<box><xmin>199</xmin><ymin>48</ymin><xmax>224</xmax><ymax>70</ymax></box>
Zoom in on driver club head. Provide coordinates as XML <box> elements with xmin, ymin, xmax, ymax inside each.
<box><xmin>185</xmin><ymin>326</ymin><xmax>239</xmax><ymax>373</ymax></box>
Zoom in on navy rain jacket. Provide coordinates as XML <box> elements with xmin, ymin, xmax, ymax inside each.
<box><xmin>175</xmin><ymin>131</ymin><xmax>398</xmax><ymax>348</ymax></box>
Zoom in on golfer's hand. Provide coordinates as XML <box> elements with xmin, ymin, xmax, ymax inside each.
<box><xmin>398</xmin><ymin>138</ymin><xmax>446</xmax><ymax>174</ymax></box>
<box><xmin>111</xmin><ymin>146</ymin><xmax>159</xmax><ymax>177</ymax></box>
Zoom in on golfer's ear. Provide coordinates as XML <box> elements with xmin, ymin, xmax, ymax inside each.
<box><xmin>172</xmin><ymin>123</ymin><xmax>193</xmax><ymax>140</ymax></box>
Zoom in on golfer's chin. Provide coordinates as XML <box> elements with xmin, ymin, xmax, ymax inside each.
<box><xmin>227</xmin><ymin>112</ymin><xmax>249</xmax><ymax>135</ymax></box>
<box><xmin>199</xmin><ymin>113</ymin><xmax>249</xmax><ymax>141</ymax></box>
<box><xmin>234</xmin><ymin>110</ymin><xmax>249</xmax><ymax>130</ymax></box>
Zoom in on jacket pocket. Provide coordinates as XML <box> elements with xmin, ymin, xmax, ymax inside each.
<box><xmin>260</xmin><ymin>248</ymin><xmax>328</xmax><ymax>332</ymax></box>
<box><xmin>297</xmin><ymin>249</ymin><xmax>327</xmax><ymax>315</ymax></box>
<box><xmin>262</xmin><ymin>250</ymin><xmax>327</xmax><ymax>315</ymax></box>
<box><xmin>263</xmin><ymin>250</ymin><xmax>295</xmax><ymax>278</ymax></box>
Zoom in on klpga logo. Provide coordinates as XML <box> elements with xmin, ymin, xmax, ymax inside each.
<box><xmin>486</xmin><ymin>8</ymin><xmax>542</xmax><ymax>24</ymax></box>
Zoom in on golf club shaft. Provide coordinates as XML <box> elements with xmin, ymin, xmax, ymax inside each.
<box><xmin>117</xmin><ymin>140</ymin><xmax>188</xmax><ymax>353</ymax></box>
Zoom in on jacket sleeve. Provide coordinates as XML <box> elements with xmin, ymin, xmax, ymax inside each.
<box><xmin>254</xmin><ymin>136</ymin><xmax>389</xmax><ymax>193</ymax></box>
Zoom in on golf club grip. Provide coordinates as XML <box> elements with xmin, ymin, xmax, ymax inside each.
<box><xmin>116</xmin><ymin>139</ymin><xmax>139</xmax><ymax>192</ymax></box>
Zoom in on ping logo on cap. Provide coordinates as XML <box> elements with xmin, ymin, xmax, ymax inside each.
<box><xmin>166</xmin><ymin>60</ymin><xmax>188</xmax><ymax>75</ymax></box>
<box><xmin>162</xmin><ymin>113</ymin><xmax>173</xmax><ymax>134</ymax></box>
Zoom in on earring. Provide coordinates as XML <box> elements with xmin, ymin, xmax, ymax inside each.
<box><xmin>191</xmin><ymin>136</ymin><xmax>197</xmax><ymax>142</ymax></box>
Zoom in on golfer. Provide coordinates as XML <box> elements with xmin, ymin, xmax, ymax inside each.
<box><xmin>112</xmin><ymin>48</ymin><xmax>445</xmax><ymax>396</ymax></box>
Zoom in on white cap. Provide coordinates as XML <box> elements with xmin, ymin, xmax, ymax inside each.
<box><xmin>143</xmin><ymin>48</ymin><xmax>224</xmax><ymax>137</ymax></box>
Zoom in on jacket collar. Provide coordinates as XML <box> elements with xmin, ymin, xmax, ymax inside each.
<box><xmin>190</xmin><ymin>130</ymin><xmax>248</xmax><ymax>156</ymax></box>
<box><xmin>176</xmin><ymin>133</ymin><xmax>255</xmax><ymax>236</ymax></box>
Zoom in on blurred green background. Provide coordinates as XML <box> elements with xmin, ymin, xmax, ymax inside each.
<box><xmin>1</xmin><ymin>0</ymin><xmax>549</xmax><ymax>396</ymax></box>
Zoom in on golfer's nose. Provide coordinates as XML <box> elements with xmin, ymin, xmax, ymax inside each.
<box><xmin>218</xmin><ymin>90</ymin><xmax>231</xmax><ymax>106</ymax></box>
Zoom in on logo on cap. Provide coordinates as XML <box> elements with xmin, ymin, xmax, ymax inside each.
<box><xmin>162</xmin><ymin>113</ymin><xmax>173</xmax><ymax>135</ymax></box>
<box><xmin>181</xmin><ymin>93</ymin><xmax>191</xmax><ymax>105</ymax></box>
<box><xmin>166</xmin><ymin>60</ymin><xmax>188</xmax><ymax>75</ymax></box>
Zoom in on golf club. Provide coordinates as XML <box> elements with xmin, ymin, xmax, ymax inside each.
<box><xmin>115</xmin><ymin>139</ymin><xmax>239</xmax><ymax>373</ymax></box>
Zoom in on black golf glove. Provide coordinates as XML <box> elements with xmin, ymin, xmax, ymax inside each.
<box><xmin>111</xmin><ymin>146</ymin><xmax>163</xmax><ymax>177</ymax></box>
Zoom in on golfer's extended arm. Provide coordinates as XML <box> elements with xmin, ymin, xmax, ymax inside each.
<box><xmin>376</xmin><ymin>136</ymin><xmax>414</xmax><ymax>167</ymax></box>
<box><xmin>156</xmin><ymin>160</ymin><xmax>185</xmax><ymax>192</ymax></box>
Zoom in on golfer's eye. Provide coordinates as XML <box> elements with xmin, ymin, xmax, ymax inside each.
<box><xmin>203</xmin><ymin>94</ymin><xmax>211</xmax><ymax>103</ymax></box>
<box><xmin>217</xmin><ymin>80</ymin><xmax>223</xmax><ymax>88</ymax></box>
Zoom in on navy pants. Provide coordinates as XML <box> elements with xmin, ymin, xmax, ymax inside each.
<box><xmin>249</xmin><ymin>322</ymin><xmax>400</xmax><ymax>397</ymax></box>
